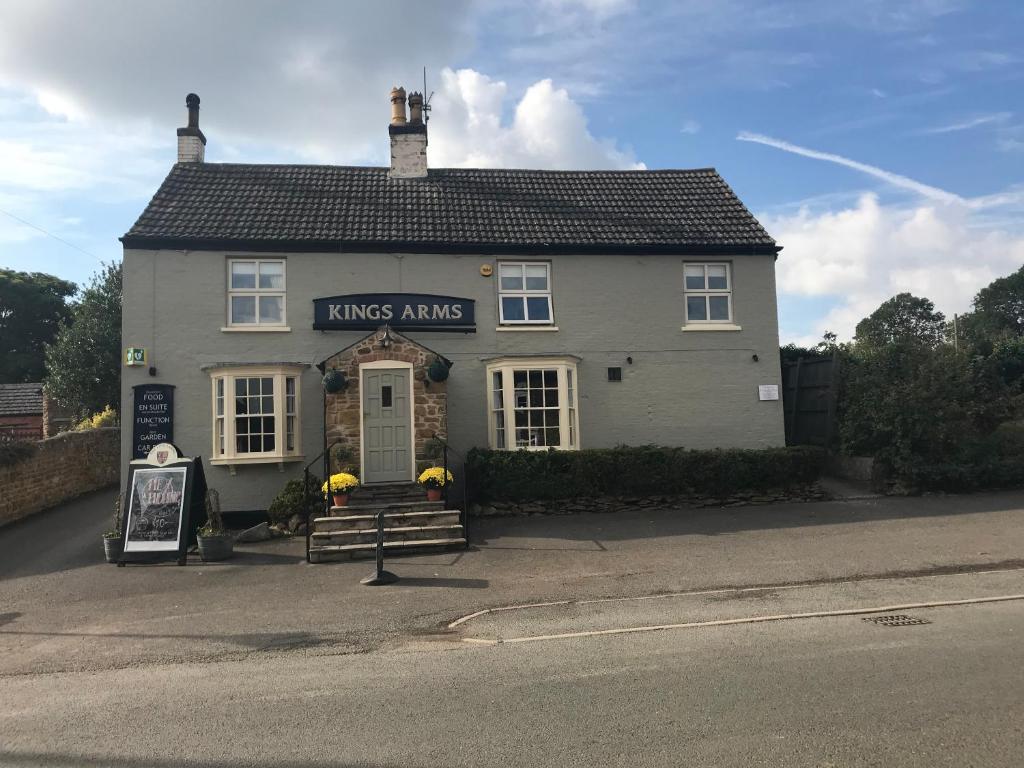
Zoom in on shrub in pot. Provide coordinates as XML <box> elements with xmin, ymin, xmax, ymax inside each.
<box><xmin>197</xmin><ymin>489</ymin><xmax>233</xmax><ymax>562</ymax></box>
<box><xmin>322</xmin><ymin>472</ymin><xmax>359</xmax><ymax>507</ymax></box>
<box><xmin>102</xmin><ymin>493</ymin><xmax>124</xmax><ymax>564</ymax></box>
<box><xmin>417</xmin><ymin>466</ymin><xmax>453</xmax><ymax>502</ymax></box>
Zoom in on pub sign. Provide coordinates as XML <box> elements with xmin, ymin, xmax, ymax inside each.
<box><xmin>313</xmin><ymin>293</ymin><xmax>475</xmax><ymax>332</ymax></box>
<box><xmin>132</xmin><ymin>384</ymin><xmax>174</xmax><ymax>459</ymax></box>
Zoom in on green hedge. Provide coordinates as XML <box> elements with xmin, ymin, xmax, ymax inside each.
<box><xmin>466</xmin><ymin>446</ymin><xmax>827</xmax><ymax>502</ymax></box>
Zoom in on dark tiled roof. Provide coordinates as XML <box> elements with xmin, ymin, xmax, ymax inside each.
<box><xmin>0</xmin><ymin>383</ymin><xmax>43</xmax><ymax>416</ymax></box>
<box><xmin>122</xmin><ymin>164</ymin><xmax>777</xmax><ymax>254</ymax></box>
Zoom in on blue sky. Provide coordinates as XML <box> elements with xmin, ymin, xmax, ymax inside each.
<box><xmin>1</xmin><ymin>0</ymin><xmax>1021</xmax><ymax>343</ymax></box>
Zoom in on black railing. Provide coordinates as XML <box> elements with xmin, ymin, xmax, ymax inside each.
<box><xmin>303</xmin><ymin>438</ymin><xmax>346</xmax><ymax>563</ymax></box>
<box><xmin>431</xmin><ymin>432</ymin><xmax>470</xmax><ymax>549</ymax></box>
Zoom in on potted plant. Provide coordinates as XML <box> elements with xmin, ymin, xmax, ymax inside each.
<box><xmin>102</xmin><ymin>493</ymin><xmax>124</xmax><ymax>564</ymax></box>
<box><xmin>196</xmin><ymin>489</ymin><xmax>233</xmax><ymax>562</ymax></box>
<box><xmin>322</xmin><ymin>472</ymin><xmax>359</xmax><ymax>507</ymax></box>
<box><xmin>417</xmin><ymin>466</ymin><xmax>453</xmax><ymax>502</ymax></box>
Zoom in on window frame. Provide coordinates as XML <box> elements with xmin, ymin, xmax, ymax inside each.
<box><xmin>683</xmin><ymin>262</ymin><xmax>734</xmax><ymax>325</ymax></box>
<box><xmin>226</xmin><ymin>258</ymin><xmax>288</xmax><ymax>328</ymax></box>
<box><xmin>497</xmin><ymin>261</ymin><xmax>555</xmax><ymax>325</ymax></box>
<box><xmin>485</xmin><ymin>358</ymin><xmax>580</xmax><ymax>451</ymax></box>
<box><xmin>208</xmin><ymin>365</ymin><xmax>304</xmax><ymax>466</ymax></box>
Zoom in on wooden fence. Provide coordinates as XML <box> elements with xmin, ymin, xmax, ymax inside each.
<box><xmin>782</xmin><ymin>354</ymin><xmax>839</xmax><ymax>447</ymax></box>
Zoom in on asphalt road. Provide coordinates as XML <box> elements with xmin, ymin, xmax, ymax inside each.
<box><xmin>1</xmin><ymin>594</ymin><xmax>1021</xmax><ymax>767</ymax></box>
<box><xmin>2</xmin><ymin>489</ymin><xmax>1024</xmax><ymax>765</ymax></box>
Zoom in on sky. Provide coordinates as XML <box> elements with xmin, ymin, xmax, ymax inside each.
<box><xmin>0</xmin><ymin>0</ymin><xmax>1021</xmax><ymax>344</ymax></box>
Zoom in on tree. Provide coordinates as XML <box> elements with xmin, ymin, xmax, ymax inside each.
<box><xmin>960</xmin><ymin>264</ymin><xmax>1024</xmax><ymax>350</ymax></box>
<box><xmin>0</xmin><ymin>269</ymin><xmax>77</xmax><ymax>383</ymax></box>
<box><xmin>45</xmin><ymin>262</ymin><xmax>122</xmax><ymax>417</ymax></box>
<box><xmin>854</xmin><ymin>293</ymin><xmax>947</xmax><ymax>349</ymax></box>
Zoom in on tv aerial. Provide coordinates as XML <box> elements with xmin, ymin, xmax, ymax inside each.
<box><xmin>422</xmin><ymin>66</ymin><xmax>434</xmax><ymax>123</ymax></box>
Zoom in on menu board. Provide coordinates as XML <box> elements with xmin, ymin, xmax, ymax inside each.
<box><xmin>123</xmin><ymin>466</ymin><xmax>188</xmax><ymax>552</ymax></box>
<box><xmin>132</xmin><ymin>384</ymin><xmax>174</xmax><ymax>459</ymax></box>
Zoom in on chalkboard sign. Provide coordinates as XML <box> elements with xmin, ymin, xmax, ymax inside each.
<box><xmin>121</xmin><ymin>443</ymin><xmax>207</xmax><ymax>565</ymax></box>
<box><xmin>132</xmin><ymin>384</ymin><xmax>175</xmax><ymax>459</ymax></box>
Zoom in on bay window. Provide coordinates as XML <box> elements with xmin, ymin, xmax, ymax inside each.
<box><xmin>208</xmin><ymin>365</ymin><xmax>304</xmax><ymax>465</ymax></box>
<box><xmin>486</xmin><ymin>358</ymin><xmax>580</xmax><ymax>450</ymax></box>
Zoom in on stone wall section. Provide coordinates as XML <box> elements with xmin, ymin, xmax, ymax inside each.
<box><xmin>0</xmin><ymin>427</ymin><xmax>119</xmax><ymax>527</ymax></box>
<box><xmin>321</xmin><ymin>328</ymin><xmax>448</xmax><ymax>477</ymax></box>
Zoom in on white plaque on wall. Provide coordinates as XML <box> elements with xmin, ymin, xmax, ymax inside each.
<box><xmin>758</xmin><ymin>385</ymin><xmax>780</xmax><ymax>401</ymax></box>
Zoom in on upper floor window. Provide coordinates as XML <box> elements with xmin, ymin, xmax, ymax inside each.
<box><xmin>684</xmin><ymin>263</ymin><xmax>732</xmax><ymax>323</ymax></box>
<box><xmin>228</xmin><ymin>259</ymin><xmax>286</xmax><ymax>327</ymax></box>
<box><xmin>498</xmin><ymin>262</ymin><xmax>553</xmax><ymax>324</ymax></box>
<box><xmin>486</xmin><ymin>358</ymin><xmax>579</xmax><ymax>450</ymax></box>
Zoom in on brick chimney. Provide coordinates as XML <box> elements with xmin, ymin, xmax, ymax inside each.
<box><xmin>177</xmin><ymin>93</ymin><xmax>206</xmax><ymax>163</ymax></box>
<box><xmin>389</xmin><ymin>86</ymin><xmax>427</xmax><ymax>179</ymax></box>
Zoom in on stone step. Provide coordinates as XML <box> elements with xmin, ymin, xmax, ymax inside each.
<box><xmin>333</xmin><ymin>500</ymin><xmax>445</xmax><ymax>515</ymax></box>
<box><xmin>312</xmin><ymin>524</ymin><xmax>463</xmax><ymax>544</ymax></box>
<box><xmin>308</xmin><ymin>537</ymin><xmax>467</xmax><ymax>562</ymax></box>
<box><xmin>314</xmin><ymin>510</ymin><xmax>461</xmax><ymax>532</ymax></box>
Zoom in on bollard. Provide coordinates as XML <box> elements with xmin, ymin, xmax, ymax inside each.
<box><xmin>360</xmin><ymin>509</ymin><xmax>399</xmax><ymax>586</ymax></box>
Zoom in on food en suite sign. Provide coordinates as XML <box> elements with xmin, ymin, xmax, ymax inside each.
<box><xmin>313</xmin><ymin>293</ymin><xmax>476</xmax><ymax>332</ymax></box>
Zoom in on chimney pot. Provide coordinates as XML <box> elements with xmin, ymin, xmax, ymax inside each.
<box><xmin>408</xmin><ymin>91</ymin><xmax>424</xmax><ymax>125</ymax></box>
<box><xmin>390</xmin><ymin>86</ymin><xmax>407</xmax><ymax>125</ymax></box>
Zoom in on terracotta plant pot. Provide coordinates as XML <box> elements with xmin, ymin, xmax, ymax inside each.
<box><xmin>103</xmin><ymin>536</ymin><xmax>123</xmax><ymax>564</ymax></box>
<box><xmin>332</xmin><ymin>493</ymin><xmax>350</xmax><ymax>507</ymax></box>
<box><xmin>426</xmin><ymin>487</ymin><xmax>443</xmax><ymax>502</ymax></box>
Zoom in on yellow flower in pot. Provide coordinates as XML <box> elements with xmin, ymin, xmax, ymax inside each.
<box><xmin>322</xmin><ymin>472</ymin><xmax>359</xmax><ymax>507</ymax></box>
<box><xmin>417</xmin><ymin>466</ymin><xmax>454</xmax><ymax>502</ymax></box>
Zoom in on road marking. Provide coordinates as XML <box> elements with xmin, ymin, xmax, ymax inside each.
<box><xmin>446</xmin><ymin>566</ymin><xmax>1024</xmax><ymax>629</ymax></box>
<box><xmin>460</xmin><ymin>594</ymin><xmax>1024</xmax><ymax>645</ymax></box>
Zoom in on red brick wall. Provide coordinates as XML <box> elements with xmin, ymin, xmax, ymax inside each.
<box><xmin>0</xmin><ymin>428</ymin><xmax>119</xmax><ymax>527</ymax></box>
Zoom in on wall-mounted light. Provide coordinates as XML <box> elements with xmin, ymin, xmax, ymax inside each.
<box><xmin>380</xmin><ymin>326</ymin><xmax>394</xmax><ymax>349</ymax></box>
<box><xmin>626</xmin><ymin>356</ymin><xmax>633</xmax><ymax>365</ymax></box>
<box><xmin>751</xmin><ymin>354</ymin><xmax>759</xmax><ymax>362</ymax></box>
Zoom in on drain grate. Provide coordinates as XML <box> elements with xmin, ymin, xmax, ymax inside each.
<box><xmin>862</xmin><ymin>614</ymin><xmax>932</xmax><ymax>627</ymax></box>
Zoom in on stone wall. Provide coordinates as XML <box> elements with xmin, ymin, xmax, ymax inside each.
<box><xmin>469</xmin><ymin>483</ymin><xmax>830</xmax><ymax>517</ymax></box>
<box><xmin>321</xmin><ymin>328</ymin><xmax>448</xmax><ymax>475</ymax></box>
<box><xmin>0</xmin><ymin>427</ymin><xmax>119</xmax><ymax>527</ymax></box>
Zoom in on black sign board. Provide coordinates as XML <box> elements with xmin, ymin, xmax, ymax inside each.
<box><xmin>120</xmin><ymin>444</ymin><xmax>207</xmax><ymax>566</ymax></box>
<box><xmin>132</xmin><ymin>384</ymin><xmax>174</xmax><ymax>459</ymax></box>
<box><xmin>313</xmin><ymin>293</ymin><xmax>475</xmax><ymax>332</ymax></box>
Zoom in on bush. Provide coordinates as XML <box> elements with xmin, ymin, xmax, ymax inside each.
<box><xmin>75</xmin><ymin>405</ymin><xmax>118</xmax><ymax>431</ymax></box>
<box><xmin>0</xmin><ymin>438</ymin><xmax>36</xmax><ymax>467</ymax></box>
<box><xmin>267</xmin><ymin>475</ymin><xmax>324</xmax><ymax>525</ymax></box>
<box><xmin>466</xmin><ymin>445</ymin><xmax>826</xmax><ymax>503</ymax></box>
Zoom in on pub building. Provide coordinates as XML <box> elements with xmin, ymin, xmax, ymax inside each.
<box><xmin>120</xmin><ymin>89</ymin><xmax>785</xmax><ymax>534</ymax></box>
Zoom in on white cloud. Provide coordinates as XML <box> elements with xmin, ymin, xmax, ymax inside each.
<box><xmin>765</xmin><ymin>194</ymin><xmax>1024</xmax><ymax>340</ymax></box>
<box><xmin>921</xmin><ymin>112</ymin><xmax>1011</xmax><ymax>134</ymax></box>
<box><xmin>428</xmin><ymin>69</ymin><xmax>644</xmax><ymax>170</ymax></box>
<box><xmin>737</xmin><ymin>131</ymin><xmax>965</xmax><ymax>204</ymax></box>
<box><xmin>680</xmin><ymin>119</ymin><xmax>701</xmax><ymax>135</ymax></box>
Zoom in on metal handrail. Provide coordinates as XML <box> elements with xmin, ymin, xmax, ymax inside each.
<box><xmin>431</xmin><ymin>432</ymin><xmax>470</xmax><ymax>549</ymax></box>
<box><xmin>303</xmin><ymin>438</ymin><xmax>347</xmax><ymax>563</ymax></box>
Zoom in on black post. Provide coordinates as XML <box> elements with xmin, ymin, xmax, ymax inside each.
<box><xmin>304</xmin><ymin>467</ymin><xmax>312</xmax><ymax>563</ymax></box>
<box><xmin>360</xmin><ymin>509</ymin><xmax>398</xmax><ymax>585</ymax></box>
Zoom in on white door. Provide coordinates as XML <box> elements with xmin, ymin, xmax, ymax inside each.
<box><xmin>362</xmin><ymin>368</ymin><xmax>412</xmax><ymax>483</ymax></box>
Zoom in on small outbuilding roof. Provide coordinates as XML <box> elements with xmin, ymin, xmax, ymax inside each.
<box><xmin>0</xmin><ymin>383</ymin><xmax>44</xmax><ymax>416</ymax></box>
<box><xmin>121</xmin><ymin>164</ymin><xmax>778</xmax><ymax>255</ymax></box>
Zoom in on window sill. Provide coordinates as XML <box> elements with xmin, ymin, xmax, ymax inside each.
<box><xmin>495</xmin><ymin>326</ymin><xmax>559</xmax><ymax>332</ymax></box>
<box><xmin>210</xmin><ymin>455</ymin><xmax>305</xmax><ymax>475</ymax></box>
<box><xmin>220</xmin><ymin>326</ymin><xmax>292</xmax><ymax>333</ymax></box>
<box><xmin>680</xmin><ymin>324</ymin><xmax>742</xmax><ymax>332</ymax></box>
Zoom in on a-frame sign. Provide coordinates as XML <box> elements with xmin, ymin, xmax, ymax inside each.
<box><xmin>118</xmin><ymin>443</ymin><xmax>207</xmax><ymax>566</ymax></box>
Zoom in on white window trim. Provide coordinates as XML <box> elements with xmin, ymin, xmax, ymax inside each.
<box><xmin>683</xmin><ymin>262</ymin><xmax>734</xmax><ymax>326</ymax></box>
<box><xmin>208</xmin><ymin>365</ymin><xmax>304</xmax><ymax>468</ymax></box>
<box><xmin>226</xmin><ymin>258</ymin><xmax>288</xmax><ymax>329</ymax></box>
<box><xmin>358</xmin><ymin>360</ymin><xmax>417</xmax><ymax>484</ymax></box>
<box><xmin>485</xmin><ymin>357</ymin><xmax>580</xmax><ymax>451</ymax></box>
<box><xmin>497</xmin><ymin>261</ymin><xmax>555</xmax><ymax>325</ymax></box>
